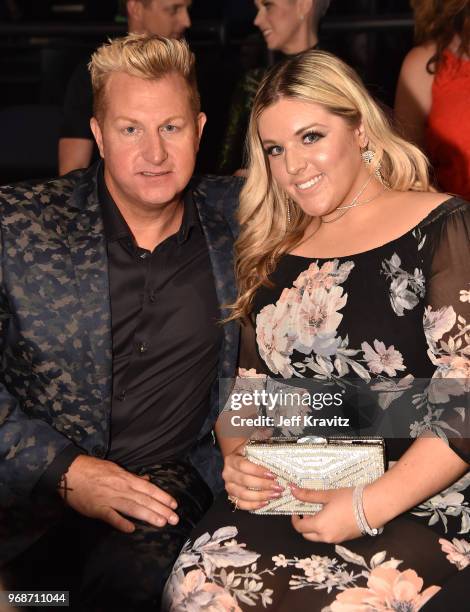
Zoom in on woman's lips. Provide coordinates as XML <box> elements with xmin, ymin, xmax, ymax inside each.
<box><xmin>295</xmin><ymin>173</ymin><xmax>325</xmax><ymax>192</ymax></box>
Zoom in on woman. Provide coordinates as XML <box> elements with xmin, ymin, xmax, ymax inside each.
<box><xmin>219</xmin><ymin>0</ymin><xmax>330</xmax><ymax>174</ymax></box>
<box><xmin>395</xmin><ymin>0</ymin><xmax>470</xmax><ymax>199</ymax></box>
<box><xmin>164</xmin><ymin>50</ymin><xmax>470</xmax><ymax>611</ymax></box>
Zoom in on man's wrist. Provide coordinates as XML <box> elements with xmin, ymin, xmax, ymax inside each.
<box><xmin>57</xmin><ymin>469</ymin><xmax>74</xmax><ymax>503</ymax></box>
<box><xmin>34</xmin><ymin>444</ymin><xmax>84</xmax><ymax>496</ymax></box>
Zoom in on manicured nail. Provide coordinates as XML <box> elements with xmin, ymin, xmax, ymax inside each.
<box><xmin>272</xmin><ymin>484</ymin><xmax>284</xmax><ymax>492</ymax></box>
<box><xmin>269</xmin><ymin>492</ymin><xmax>282</xmax><ymax>499</ymax></box>
<box><xmin>264</xmin><ymin>471</ymin><xmax>276</xmax><ymax>479</ymax></box>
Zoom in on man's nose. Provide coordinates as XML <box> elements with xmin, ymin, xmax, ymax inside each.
<box><xmin>143</xmin><ymin>133</ymin><xmax>168</xmax><ymax>165</ymax></box>
<box><xmin>285</xmin><ymin>147</ymin><xmax>308</xmax><ymax>175</ymax></box>
<box><xmin>254</xmin><ymin>10</ymin><xmax>263</xmax><ymax>28</ymax></box>
<box><xmin>180</xmin><ymin>8</ymin><xmax>191</xmax><ymax>31</ymax></box>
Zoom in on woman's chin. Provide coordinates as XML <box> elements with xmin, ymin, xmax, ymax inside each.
<box><xmin>264</xmin><ymin>36</ymin><xmax>280</xmax><ymax>51</ymax></box>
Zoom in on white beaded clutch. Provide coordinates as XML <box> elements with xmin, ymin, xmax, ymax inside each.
<box><xmin>245</xmin><ymin>437</ymin><xmax>385</xmax><ymax>515</ymax></box>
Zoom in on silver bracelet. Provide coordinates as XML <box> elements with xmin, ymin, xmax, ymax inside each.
<box><xmin>353</xmin><ymin>484</ymin><xmax>383</xmax><ymax>537</ymax></box>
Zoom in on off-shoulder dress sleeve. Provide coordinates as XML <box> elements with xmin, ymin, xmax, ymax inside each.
<box><xmin>421</xmin><ymin>199</ymin><xmax>470</xmax><ymax>462</ymax></box>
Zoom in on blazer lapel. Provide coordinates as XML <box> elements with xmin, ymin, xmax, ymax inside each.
<box><xmin>192</xmin><ymin>184</ymin><xmax>239</xmax><ymax>380</ymax></box>
<box><xmin>60</xmin><ymin>164</ymin><xmax>112</xmax><ymax>402</ymax></box>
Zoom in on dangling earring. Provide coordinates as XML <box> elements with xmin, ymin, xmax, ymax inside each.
<box><xmin>361</xmin><ymin>148</ymin><xmax>375</xmax><ymax>165</ymax></box>
<box><xmin>361</xmin><ymin>146</ymin><xmax>383</xmax><ymax>184</ymax></box>
<box><xmin>285</xmin><ymin>194</ymin><xmax>291</xmax><ymax>226</ymax></box>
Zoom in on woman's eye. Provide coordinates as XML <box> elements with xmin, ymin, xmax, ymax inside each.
<box><xmin>303</xmin><ymin>131</ymin><xmax>323</xmax><ymax>144</ymax></box>
<box><xmin>266</xmin><ymin>145</ymin><xmax>283</xmax><ymax>157</ymax></box>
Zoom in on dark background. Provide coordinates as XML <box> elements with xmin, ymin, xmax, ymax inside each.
<box><xmin>0</xmin><ymin>0</ymin><xmax>415</xmax><ymax>179</ymax></box>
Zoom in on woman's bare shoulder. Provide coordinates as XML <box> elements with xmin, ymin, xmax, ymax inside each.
<box><xmin>405</xmin><ymin>190</ymin><xmax>451</xmax><ymax>203</ymax></box>
<box><xmin>401</xmin><ymin>42</ymin><xmax>437</xmax><ymax>74</ymax></box>
<box><xmin>398</xmin><ymin>189</ymin><xmax>451</xmax><ymax>204</ymax></box>
<box><xmin>392</xmin><ymin>190</ymin><xmax>455</xmax><ymax>216</ymax></box>
<box><xmin>395</xmin><ymin>44</ymin><xmax>436</xmax><ymax>138</ymax></box>
<box><xmin>375</xmin><ymin>190</ymin><xmax>459</xmax><ymax>240</ymax></box>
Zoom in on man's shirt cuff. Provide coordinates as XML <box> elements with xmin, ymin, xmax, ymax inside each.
<box><xmin>35</xmin><ymin>444</ymin><xmax>84</xmax><ymax>495</ymax></box>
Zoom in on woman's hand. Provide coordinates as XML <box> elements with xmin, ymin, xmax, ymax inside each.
<box><xmin>290</xmin><ymin>485</ymin><xmax>381</xmax><ymax>544</ymax></box>
<box><xmin>222</xmin><ymin>440</ymin><xmax>285</xmax><ymax>510</ymax></box>
<box><xmin>290</xmin><ymin>435</ymin><xmax>468</xmax><ymax>544</ymax></box>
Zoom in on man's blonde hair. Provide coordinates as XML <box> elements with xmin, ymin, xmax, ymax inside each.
<box><xmin>89</xmin><ymin>33</ymin><xmax>200</xmax><ymax>121</ymax></box>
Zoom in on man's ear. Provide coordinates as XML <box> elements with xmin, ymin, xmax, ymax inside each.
<box><xmin>90</xmin><ymin>117</ymin><xmax>104</xmax><ymax>158</ymax></box>
<box><xmin>126</xmin><ymin>0</ymin><xmax>144</xmax><ymax>33</ymax></box>
<box><xmin>195</xmin><ymin>112</ymin><xmax>207</xmax><ymax>151</ymax></box>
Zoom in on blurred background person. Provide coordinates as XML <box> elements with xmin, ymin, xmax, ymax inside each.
<box><xmin>218</xmin><ymin>0</ymin><xmax>331</xmax><ymax>174</ymax></box>
<box><xmin>254</xmin><ymin>0</ymin><xmax>324</xmax><ymax>53</ymax></box>
<box><xmin>58</xmin><ymin>0</ymin><xmax>192</xmax><ymax>176</ymax></box>
<box><xmin>395</xmin><ymin>0</ymin><xmax>470</xmax><ymax>199</ymax></box>
<box><xmin>0</xmin><ymin>3</ymin><xmax>426</xmax><ymax>183</ymax></box>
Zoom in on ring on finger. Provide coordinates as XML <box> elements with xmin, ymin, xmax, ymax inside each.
<box><xmin>228</xmin><ymin>495</ymin><xmax>239</xmax><ymax>511</ymax></box>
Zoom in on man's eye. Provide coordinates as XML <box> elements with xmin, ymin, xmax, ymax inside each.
<box><xmin>265</xmin><ymin>145</ymin><xmax>283</xmax><ymax>157</ymax></box>
<box><xmin>303</xmin><ymin>131</ymin><xmax>323</xmax><ymax>144</ymax></box>
<box><xmin>162</xmin><ymin>124</ymin><xmax>178</xmax><ymax>133</ymax></box>
<box><xmin>123</xmin><ymin>126</ymin><xmax>137</xmax><ymax>135</ymax></box>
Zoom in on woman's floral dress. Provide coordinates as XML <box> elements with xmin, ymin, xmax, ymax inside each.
<box><xmin>164</xmin><ymin>198</ymin><xmax>470</xmax><ymax>611</ymax></box>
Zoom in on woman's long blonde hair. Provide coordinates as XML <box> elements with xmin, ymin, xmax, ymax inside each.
<box><xmin>229</xmin><ymin>50</ymin><xmax>431</xmax><ymax>321</ymax></box>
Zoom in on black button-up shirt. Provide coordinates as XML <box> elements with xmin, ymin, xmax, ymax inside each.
<box><xmin>99</xmin><ymin>170</ymin><xmax>223</xmax><ymax>471</ymax></box>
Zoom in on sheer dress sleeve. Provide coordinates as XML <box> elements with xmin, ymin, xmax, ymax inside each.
<box><xmin>220</xmin><ymin>316</ymin><xmax>269</xmax><ymax>422</ymax></box>
<box><xmin>421</xmin><ymin>199</ymin><xmax>470</xmax><ymax>462</ymax></box>
<box><xmin>238</xmin><ymin>315</ymin><xmax>270</xmax><ymax>375</ymax></box>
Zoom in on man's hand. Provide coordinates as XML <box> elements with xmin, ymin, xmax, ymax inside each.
<box><xmin>60</xmin><ymin>455</ymin><xmax>179</xmax><ymax>533</ymax></box>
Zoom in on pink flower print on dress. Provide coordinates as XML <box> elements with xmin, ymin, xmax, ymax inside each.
<box><xmin>329</xmin><ymin>566</ymin><xmax>440</xmax><ymax>611</ymax></box>
<box><xmin>169</xmin><ymin>569</ymin><xmax>242</xmax><ymax>612</ymax></box>
<box><xmin>423</xmin><ymin>305</ymin><xmax>457</xmax><ymax>348</ymax></box>
<box><xmin>361</xmin><ymin>340</ymin><xmax>406</xmax><ymax>376</ymax></box>
<box><xmin>293</xmin><ymin>285</ymin><xmax>347</xmax><ymax>356</ymax></box>
<box><xmin>294</xmin><ymin>260</ymin><xmax>355</xmax><ymax>293</ymax></box>
<box><xmin>439</xmin><ymin>537</ymin><xmax>470</xmax><ymax>570</ymax></box>
<box><xmin>256</xmin><ymin>304</ymin><xmax>296</xmax><ymax>376</ymax></box>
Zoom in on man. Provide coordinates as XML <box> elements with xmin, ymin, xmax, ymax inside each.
<box><xmin>0</xmin><ymin>34</ymin><xmax>241</xmax><ymax>610</ymax></box>
<box><xmin>58</xmin><ymin>0</ymin><xmax>192</xmax><ymax>175</ymax></box>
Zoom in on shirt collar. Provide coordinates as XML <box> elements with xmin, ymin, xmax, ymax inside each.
<box><xmin>179</xmin><ymin>188</ymin><xmax>199</xmax><ymax>244</ymax></box>
<box><xmin>98</xmin><ymin>162</ymin><xmax>199</xmax><ymax>246</ymax></box>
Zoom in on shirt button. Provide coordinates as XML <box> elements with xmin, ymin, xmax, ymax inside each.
<box><xmin>140</xmin><ymin>252</ymin><xmax>149</xmax><ymax>260</ymax></box>
<box><xmin>92</xmin><ymin>445</ymin><xmax>106</xmax><ymax>458</ymax></box>
<box><xmin>116</xmin><ymin>389</ymin><xmax>126</xmax><ymax>401</ymax></box>
<box><xmin>138</xmin><ymin>342</ymin><xmax>148</xmax><ymax>354</ymax></box>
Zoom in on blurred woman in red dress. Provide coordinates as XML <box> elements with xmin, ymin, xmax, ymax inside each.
<box><xmin>395</xmin><ymin>0</ymin><xmax>470</xmax><ymax>199</ymax></box>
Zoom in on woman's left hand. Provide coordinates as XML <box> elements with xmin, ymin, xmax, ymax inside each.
<box><xmin>291</xmin><ymin>485</ymin><xmax>370</xmax><ymax>544</ymax></box>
